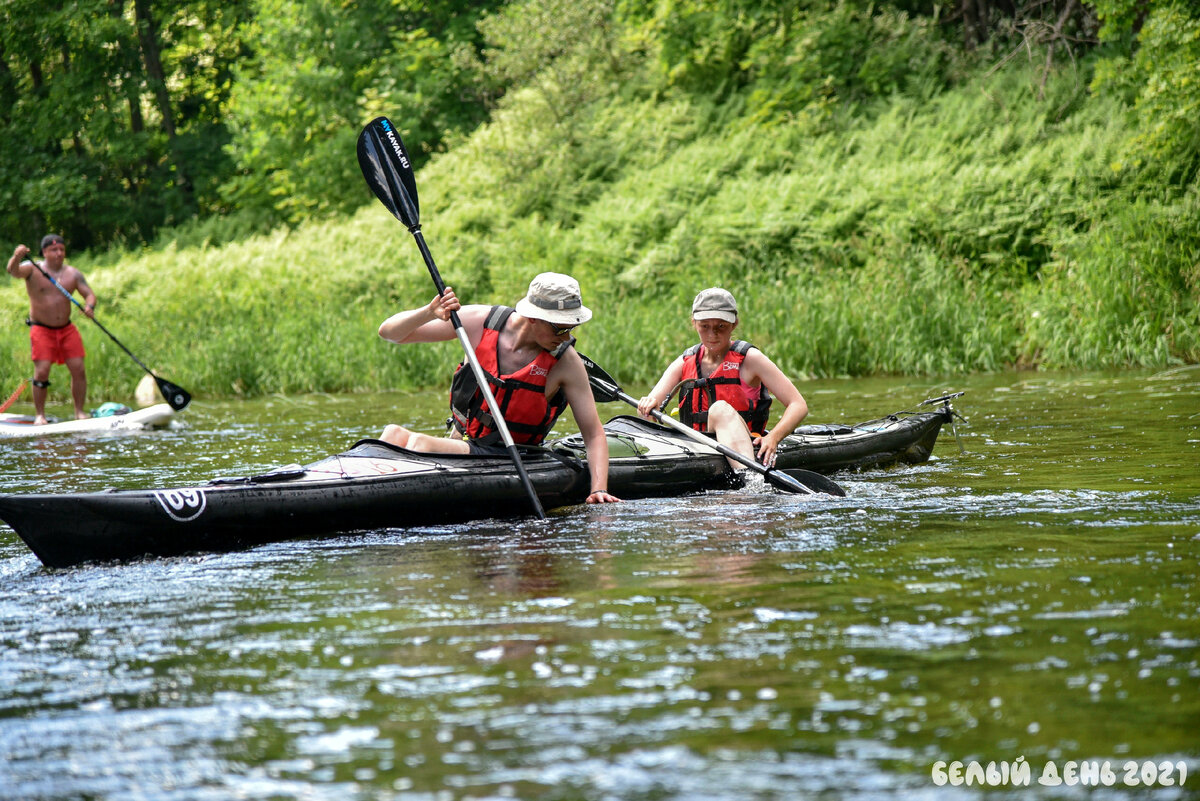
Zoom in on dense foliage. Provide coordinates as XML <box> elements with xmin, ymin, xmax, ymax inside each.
<box><xmin>1</xmin><ymin>0</ymin><xmax>1197</xmax><ymax>403</ymax></box>
<box><xmin>1</xmin><ymin>0</ymin><xmax>253</xmax><ymax>250</ymax></box>
<box><xmin>0</xmin><ymin>0</ymin><xmax>502</xmax><ymax>251</ymax></box>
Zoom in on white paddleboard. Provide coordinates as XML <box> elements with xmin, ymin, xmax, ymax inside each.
<box><xmin>0</xmin><ymin>403</ymin><xmax>176</xmax><ymax>438</ymax></box>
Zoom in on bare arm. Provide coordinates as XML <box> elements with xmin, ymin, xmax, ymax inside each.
<box><xmin>558</xmin><ymin>352</ymin><xmax>620</xmax><ymax>503</ymax></box>
<box><xmin>7</xmin><ymin>245</ymin><xmax>31</xmax><ymax>279</ymax></box>
<box><xmin>743</xmin><ymin>349</ymin><xmax>808</xmax><ymax>464</ymax></box>
<box><xmin>73</xmin><ymin>270</ymin><xmax>97</xmax><ymax>318</ymax></box>
<box><xmin>378</xmin><ymin>287</ymin><xmax>487</xmax><ymax>345</ymax></box>
<box><xmin>636</xmin><ymin>355</ymin><xmax>686</xmax><ymax>418</ymax></box>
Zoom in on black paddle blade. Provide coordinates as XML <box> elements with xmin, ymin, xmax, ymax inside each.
<box><xmin>157</xmin><ymin>377</ymin><xmax>191</xmax><ymax>411</ymax></box>
<box><xmin>778</xmin><ymin>468</ymin><xmax>846</xmax><ymax>497</ymax></box>
<box><xmin>758</xmin><ymin>468</ymin><xmax>816</xmax><ymax>495</ymax></box>
<box><xmin>579</xmin><ymin>354</ymin><xmax>621</xmax><ymax>403</ymax></box>
<box><xmin>357</xmin><ymin>116</ymin><xmax>421</xmax><ymax>229</ymax></box>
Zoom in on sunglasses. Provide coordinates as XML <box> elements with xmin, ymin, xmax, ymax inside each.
<box><xmin>548</xmin><ymin>322</ymin><xmax>578</xmax><ymax>337</ymax></box>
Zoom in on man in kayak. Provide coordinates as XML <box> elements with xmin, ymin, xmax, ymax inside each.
<box><xmin>378</xmin><ymin>272</ymin><xmax>620</xmax><ymax>504</ymax></box>
<box><xmin>636</xmin><ymin>287</ymin><xmax>809</xmax><ymax>470</ymax></box>
<box><xmin>6</xmin><ymin>235</ymin><xmax>97</xmax><ymax>424</ymax></box>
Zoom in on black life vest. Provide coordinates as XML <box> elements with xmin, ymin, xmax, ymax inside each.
<box><xmin>678</xmin><ymin>340</ymin><xmax>772</xmax><ymax>436</ymax></box>
<box><xmin>449</xmin><ymin>306</ymin><xmax>569</xmax><ymax>446</ymax></box>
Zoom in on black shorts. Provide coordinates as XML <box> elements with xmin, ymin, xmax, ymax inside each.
<box><xmin>467</xmin><ymin>441</ymin><xmax>510</xmax><ymax>457</ymax></box>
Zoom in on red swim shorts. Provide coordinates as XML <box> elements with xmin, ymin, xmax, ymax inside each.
<box><xmin>30</xmin><ymin>322</ymin><xmax>86</xmax><ymax>364</ymax></box>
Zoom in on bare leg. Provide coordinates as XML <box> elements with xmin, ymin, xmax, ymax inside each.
<box><xmin>707</xmin><ymin>400</ymin><xmax>755</xmax><ymax>470</ymax></box>
<box><xmin>31</xmin><ymin>361</ymin><xmax>51</xmax><ymax>425</ymax></box>
<box><xmin>380</xmin><ymin>424</ymin><xmax>413</xmax><ymax>447</ymax></box>
<box><xmin>380</xmin><ymin>424</ymin><xmax>471</xmax><ymax>454</ymax></box>
<box><xmin>65</xmin><ymin>357</ymin><xmax>88</xmax><ymax>418</ymax></box>
<box><xmin>406</xmin><ymin>432</ymin><xmax>470</xmax><ymax>453</ymax></box>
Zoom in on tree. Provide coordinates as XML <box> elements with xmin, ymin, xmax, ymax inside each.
<box><xmin>1090</xmin><ymin>0</ymin><xmax>1200</xmax><ymax>185</ymax></box>
<box><xmin>133</xmin><ymin>0</ymin><xmax>191</xmax><ymax>211</ymax></box>
<box><xmin>220</xmin><ymin>0</ymin><xmax>503</xmax><ymax>227</ymax></box>
<box><xmin>0</xmin><ymin>0</ymin><xmax>252</xmax><ymax>251</ymax></box>
<box><xmin>476</xmin><ymin>0</ymin><xmax>625</xmax><ymax>125</ymax></box>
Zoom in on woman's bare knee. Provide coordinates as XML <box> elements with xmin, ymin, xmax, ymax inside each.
<box><xmin>708</xmin><ymin>401</ymin><xmax>743</xmax><ymax>430</ymax></box>
<box><xmin>707</xmin><ymin>401</ymin><xmax>753</xmax><ymax>463</ymax></box>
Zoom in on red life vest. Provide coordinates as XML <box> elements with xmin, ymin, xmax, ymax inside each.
<box><xmin>449</xmin><ymin>306</ymin><xmax>569</xmax><ymax>446</ymax></box>
<box><xmin>678</xmin><ymin>340</ymin><xmax>772</xmax><ymax>436</ymax></box>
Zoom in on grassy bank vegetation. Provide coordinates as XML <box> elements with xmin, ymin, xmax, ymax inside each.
<box><xmin>3</xmin><ymin>2</ymin><xmax>1197</xmax><ymax>405</ymax></box>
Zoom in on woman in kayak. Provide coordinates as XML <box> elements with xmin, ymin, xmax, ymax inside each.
<box><xmin>636</xmin><ymin>287</ymin><xmax>809</xmax><ymax>470</ymax></box>
<box><xmin>377</xmin><ymin>272</ymin><xmax>620</xmax><ymax>504</ymax></box>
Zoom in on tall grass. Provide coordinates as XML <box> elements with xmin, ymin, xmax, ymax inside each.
<box><xmin>1024</xmin><ymin>190</ymin><xmax>1200</xmax><ymax>367</ymax></box>
<box><xmin>2</xmin><ymin>55</ymin><xmax>1195</xmax><ymax>406</ymax></box>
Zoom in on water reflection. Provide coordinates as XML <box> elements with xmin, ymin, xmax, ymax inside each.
<box><xmin>1</xmin><ymin>370</ymin><xmax>1198</xmax><ymax>799</ymax></box>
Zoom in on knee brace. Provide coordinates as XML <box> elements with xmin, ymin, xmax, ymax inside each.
<box><xmin>31</xmin><ymin>378</ymin><xmax>50</xmax><ymax>389</ymax></box>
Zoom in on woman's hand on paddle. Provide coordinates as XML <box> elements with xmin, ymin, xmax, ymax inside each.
<box><xmin>636</xmin><ymin>394</ymin><xmax>660</xmax><ymax>420</ymax></box>
<box><xmin>428</xmin><ymin>287</ymin><xmax>460</xmax><ymax>321</ymax></box>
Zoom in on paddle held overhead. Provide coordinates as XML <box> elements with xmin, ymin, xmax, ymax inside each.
<box><xmin>356</xmin><ymin>115</ymin><xmax>546</xmax><ymax>519</ymax></box>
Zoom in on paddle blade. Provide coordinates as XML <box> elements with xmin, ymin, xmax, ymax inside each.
<box><xmin>157</xmin><ymin>377</ymin><xmax>191</xmax><ymax>411</ymax></box>
<box><xmin>357</xmin><ymin>116</ymin><xmax>420</xmax><ymax>229</ymax></box>
<box><xmin>778</xmin><ymin>468</ymin><xmax>846</xmax><ymax>497</ymax></box>
<box><xmin>579</xmin><ymin>354</ymin><xmax>622</xmax><ymax>403</ymax></box>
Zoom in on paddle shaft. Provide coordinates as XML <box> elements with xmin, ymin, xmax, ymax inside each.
<box><xmin>0</xmin><ymin>379</ymin><xmax>27</xmax><ymax>414</ymax></box>
<box><xmin>409</xmin><ymin>227</ymin><xmax>547</xmax><ymax>519</ymax></box>
<box><xmin>602</xmin><ymin>383</ymin><xmax>819</xmax><ymax>495</ymax></box>
<box><xmin>25</xmin><ymin>256</ymin><xmax>191</xmax><ymax>410</ymax></box>
<box><xmin>357</xmin><ymin>115</ymin><xmax>544</xmax><ymax>519</ymax></box>
<box><xmin>28</xmin><ymin>257</ymin><xmax>153</xmax><ymax>376</ymax></box>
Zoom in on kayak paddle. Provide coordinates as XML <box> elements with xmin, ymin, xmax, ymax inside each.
<box><xmin>25</xmin><ymin>257</ymin><xmax>191</xmax><ymax>411</ymax></box>
<box><xmin>357</xmin><ymin>115</ymin><xmax>546</xmax><ymax>520</ymax></box>
<box><xmin>0</xmin><ymin>379</ymin><xmax>28</xmax><ymax>414</ymax></box>
<box><xmin>581</xmin><ymin>354</ymin><xmax>845</xmax><ymax>497</ymax></box>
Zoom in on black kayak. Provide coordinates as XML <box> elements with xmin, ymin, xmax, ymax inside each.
<box><xmin>0</xmin><ymin>396</ymin><xmax>960</xmax><ymax>568</ymax></box>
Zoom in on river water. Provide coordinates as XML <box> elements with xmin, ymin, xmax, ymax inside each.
<box><xmin>1</xmin><ymin>368</ymin><xmax>1197</xmax><ymax>800</ymax></box>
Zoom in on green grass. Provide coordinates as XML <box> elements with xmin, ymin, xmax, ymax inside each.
<box><xmin>3</xmin><ymin>56</ymin><xmax>1196</xmax><ymax>405</ymax></box>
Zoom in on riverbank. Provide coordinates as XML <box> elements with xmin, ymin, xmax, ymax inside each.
<box><xmin>3</xmin><ymin>56</ymin><xmax>1196</xmax><ymax>405</ymax></box>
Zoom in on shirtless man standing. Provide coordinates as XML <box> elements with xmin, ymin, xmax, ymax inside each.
<box><xmin>7</xmin><ymin>235</ymin><xmax>97</xmax><ymax>424</ymax></box>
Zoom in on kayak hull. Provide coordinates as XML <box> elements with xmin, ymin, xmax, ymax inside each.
<box><xmin>1</xmin><ymin>404</ymin><xmax>954</xmax><ymax>568</ymax></box>
<box><xmin>0</xmin><ymin>403</ymin><xmax>174</xmax><ymax>438</ymax></box>
<box><xmin>0</xmin><ymin>448</ymin><xmax>593</xmax><ymax>567</ymax></box>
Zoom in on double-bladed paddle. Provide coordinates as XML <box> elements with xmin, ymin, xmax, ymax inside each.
<box><xmin>581</xmin><ymin>354</ymin><xmax>846</xmax><ymax>497</ymax></box>
<box><xmin>25</xmin><ymin>256</ymin><xmax>191</xmax><ymax>411</ymax></box>
<box><xmin>357</xmin><ymin>115</ymin><xmax>546</xmax><ymax>520</ymax></box>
